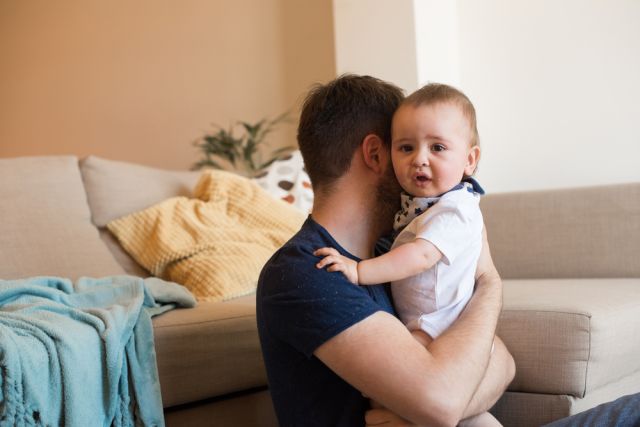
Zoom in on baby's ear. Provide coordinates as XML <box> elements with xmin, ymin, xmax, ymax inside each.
<box><xmin>464</xmin><ymin>145</ymin><xmax>481</xmax><ymax>176</ymax></box>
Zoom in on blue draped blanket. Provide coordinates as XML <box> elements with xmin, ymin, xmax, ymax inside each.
<box><xmin>0</xmin><ymin>276</ymin><xmax>196</xmax><ymax>426</ymax></box>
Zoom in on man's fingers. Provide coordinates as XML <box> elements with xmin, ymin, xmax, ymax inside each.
<box><xmin>365</xmin><ymin>408</ymin><xmax>412</xmax><ymax>426</ymax></box>
<box><xmin>365</xmin><ymin>409</ymin><xmax>391</xmax><ymax>425</ymax></box>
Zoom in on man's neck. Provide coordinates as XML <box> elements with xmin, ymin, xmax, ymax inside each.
<box><xmin>311</xmin><ymin>185</ymin><xmax>388</xmax><ymax>260</ymax></box>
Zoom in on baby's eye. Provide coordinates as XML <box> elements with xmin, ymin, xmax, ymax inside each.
<box><xmin>399</xmin><ymin>145</ymin><xmax>413</xmax><ymax>153</ymax></box>
<box><xmin>431</xmin><ymin>144</ymin><xmax>446</xmax><ymax>152</ymax></box>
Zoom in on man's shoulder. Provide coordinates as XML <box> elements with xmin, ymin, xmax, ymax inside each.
<box><xmin>258</xmin><ymin>216</ymin><xmax>392</xmax><ymax>308</ymax></box>
<box><xmin>261</xmin><ymin>220</ymin><xmax>319</xmax><ymax>271</ymax></box>
<box><xmin>258</xmin><ymin>218</ymin><xmax>328</xmax><ymax>294</ymax></box>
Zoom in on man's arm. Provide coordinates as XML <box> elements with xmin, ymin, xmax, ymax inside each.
<box><xmin>363</xmin><ymin>336</ymin><xmax>515</xmax><ymax>426</ymax></box>
<box><xmin>462</xmin><ymin>335</ymin><xmax>515</xmax><ymax>418</ymax></box>
<box><xmin>314</xmin><ymin>232</ymin><xmax>503</xmax><ymax>426</ymax></box>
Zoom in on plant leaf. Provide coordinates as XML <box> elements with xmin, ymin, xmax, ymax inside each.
<box><xmin>193</xmin><ymin>111</ymin><xmax>294</xmax><ymax>175</ymax></box>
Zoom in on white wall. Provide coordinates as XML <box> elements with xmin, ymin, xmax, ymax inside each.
<box><xmin>457</xmin><ymin>0</ymin><xmax>640</xmax><ymax>192</ymax></box>
<box><xmin>333</xmin><ymin>0</ymin><xmax>461</xmax><ymax>93</ymax></box>
<box><xmin>332</xmin><ymin>0</ymin><xmax>640</xmax><ymax>193</ymax></box>
<box><xmin>333</xmin><ymin>0</ymin><xmax>418</xmax><ymax>93</ymax></box>
<box><xmin>414</xmin><ymin>0</ymin><xmax>460</xmax><ymax>88</ymax></box>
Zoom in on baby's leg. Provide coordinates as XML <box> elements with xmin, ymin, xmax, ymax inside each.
<box><xmin>458</xmin><ymin>412</ymin><xmax>502</xmax><ymax>427</ymax></box>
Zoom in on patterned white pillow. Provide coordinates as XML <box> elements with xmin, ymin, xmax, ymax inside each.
<box><xmin>253</xmin><ymin>150</ymin><xmax>314</xmax><ymax>213</ymax></box>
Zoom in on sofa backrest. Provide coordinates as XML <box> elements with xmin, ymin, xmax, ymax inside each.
<box><xmin>79</xmin><ymin>156</ymin><xmax>200</xmax><ymax>276</ymax></box>
<box><xmin>0</xmin><ymin>156</ymin><xmax>125</xmax><ymax>280</ymax></box>
<box><xmin>5</xmin><ymin>155</ymin><xmax>635</xmax><ymax>282</ymax></box>
<box><xmin>481</xmin><ymin>182</ymin><xmax>640</xmax><ymax>279</ymax></box>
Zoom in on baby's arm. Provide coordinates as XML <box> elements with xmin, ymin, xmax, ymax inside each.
<box><xmin>314</xmin><ymin>239</ymin><xmax>443</xmax><ymax>285</ymax></box>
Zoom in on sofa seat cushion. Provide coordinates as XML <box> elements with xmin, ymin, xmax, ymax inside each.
<box><xmin>153</xmin><ymin>293</ymin><xmax>266</xmax><ymax>408</ymax></box>
<box><xmin>499</xmin><ymin>278</ymin><xmax>640</xmax><ymax>397</ymax></box>
<box><xmin>0</xmin><ymin>156</ymin><xmax>125</xmax><ymax>279</ymax></box>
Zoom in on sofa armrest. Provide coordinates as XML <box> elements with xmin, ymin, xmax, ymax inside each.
<box><xmin>499</xmin><ymin>278</ymin><xmax>640</xmax><ymax>397</ymax></box>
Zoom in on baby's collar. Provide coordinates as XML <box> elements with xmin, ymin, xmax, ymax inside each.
<box><xmin>394</xmin><ymin>178</ymin><xmax>484</xmax><ymax>232</ymax></box>
<box><xmin>459</xmin><ymin>177</ymin><xmax>485</xmax><ymax>195</ymax></box>
<box><xmin>401</xmin><ymin>177</ymin><xmax>485</xmax><ymax>200</ymax></box>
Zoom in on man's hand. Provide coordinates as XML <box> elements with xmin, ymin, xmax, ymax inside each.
<box><xmin>314</xmin><ymin>247</ymin><xmax>359</xmax><ymax>284</ymax></box>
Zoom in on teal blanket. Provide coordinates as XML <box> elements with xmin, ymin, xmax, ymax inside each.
<box><xmin>0</xmin><ymin>276</ymin><xmax>196</xmax><ymax>426</ymax></box>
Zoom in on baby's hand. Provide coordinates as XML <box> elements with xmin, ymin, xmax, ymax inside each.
<box><xmin>313</xmin><ymin>247</ymin><xmax>359</xmax><ymax>284</ymax></box>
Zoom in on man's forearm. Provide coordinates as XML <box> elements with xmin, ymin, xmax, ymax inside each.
<box><xmin>426</xmin><ymin>267</ymin><xmax>503</xmax><ymax>419</ymax></box>
<box><xmin>461</xmin><ymin>336</ymin><xmax>515</xmax><ymax>418</ymax></box>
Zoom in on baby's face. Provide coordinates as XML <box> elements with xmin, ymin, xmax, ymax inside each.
<box><xmin>391</xmin><ymin>102</ymin><xmax>479</xmax><ymax>198</ymax></box>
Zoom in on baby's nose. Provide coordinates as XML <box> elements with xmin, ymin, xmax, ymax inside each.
<box><xmin>413</xmin><ymin>150</ymin><xmax>430</xmax><ymax>166</ymax></box>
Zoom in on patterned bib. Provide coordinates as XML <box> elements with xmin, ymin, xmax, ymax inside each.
<box><xmin>393</xmin><ymin>178</ymin><xmax>485</xmax><ymax>231</ymax></box>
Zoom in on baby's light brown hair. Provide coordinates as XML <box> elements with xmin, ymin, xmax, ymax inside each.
<box><xmin>401</xmin><ymin>83</ymin><xmax>480</xmax><ymax>149</ymax></box>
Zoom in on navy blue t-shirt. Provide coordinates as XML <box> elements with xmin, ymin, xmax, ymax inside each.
<box><xmin>256</xmin><ymin>217</ymin><xmax>395</xmax><ymax>427</ymax></box>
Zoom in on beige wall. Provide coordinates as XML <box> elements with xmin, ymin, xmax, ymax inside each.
<box><xmin>0</xmin><ymin>0</ymin><xmax>335</xmax><ymax>170</ymax></box>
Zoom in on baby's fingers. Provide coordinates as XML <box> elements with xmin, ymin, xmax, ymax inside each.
<box><xmin>316</xmin><ymin>255</ymin><xmax>339</xmax><ymax>269</ymax></box>
<box><xmin>326</xmin><ymin>263</ymin><xmax>345</xmax><ymax>273</ymax></box>
<box><xmin>313</xmin><ymin>247</ymin><xmax>339</xmax><ymax>257</ymax></box>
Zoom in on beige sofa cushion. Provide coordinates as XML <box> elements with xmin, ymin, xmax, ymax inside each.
<box><xmin>492</xmin><ymin>370</ymin><xmax>640</xmax><ymax>427</ymax></box>
<box><xmin>79</xmin><ymin>156</ymin><xmax>200</xmax><ymax>275</ymax></box>
<box><xmin>499</xmin><ymin>278</ymin><xmax>640</xmax><ymax>397</ymax></box>
<box><xmin>80</xmin><ymin>156</ymin><xmax>201</xmax><ymax>228</ymax></box>
<box><xmin>153</xmin><ymin>293</ymin><xmax>267</xmax><ymax>408</ymax></box>
<box><xmin>0</xmin><ymin>156</ymin><xmax>124</xmax><ymax>279</ymax></box>
<box><xmin>482</xmin><ymin>183</ymin><xmax>640</xmax><ymax>279</ymax></box>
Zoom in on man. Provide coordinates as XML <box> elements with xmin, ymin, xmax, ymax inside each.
<box><xmin>256</xmin><ymin>74</ymin><xmax>515</xmax><ymax>426</ymax></box>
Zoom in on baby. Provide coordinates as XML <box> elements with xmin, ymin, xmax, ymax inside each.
<box><xmin>316</xmin><ymin>82</ymin><xmax>483</xmax><ymax>339</ymax></box>
<box><xmin>315</xmin><ymin>83</ymin><xmax>498</xmax><ymax>425</ymax></box>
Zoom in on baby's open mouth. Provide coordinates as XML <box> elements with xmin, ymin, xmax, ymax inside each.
<box><xmin>416</xmin><ymin>175</ymin><xmax>429</xmax><ymax>182</ymax></box>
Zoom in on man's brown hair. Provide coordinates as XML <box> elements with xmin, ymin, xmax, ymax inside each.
<box><xmin>297</xmin><ymin>74</ymin><xmax>404</xmax><ymax>193</ymax></box>
<box><xmin>402</xmin><ymin>83</ymin><xmax>479</xmax><ymax>148</ymax></box>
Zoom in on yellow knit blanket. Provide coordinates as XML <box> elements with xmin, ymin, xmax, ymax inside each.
<box><xmin>107</xmin><ymin>170</ymin><xmax>306</xmax><ymax>302</ymax></box>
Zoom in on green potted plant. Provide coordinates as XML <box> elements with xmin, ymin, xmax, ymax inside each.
<box><xmin>192</xmin><ymin>112</ymin><xmax>295</xmax><ymax>176</ymax></box>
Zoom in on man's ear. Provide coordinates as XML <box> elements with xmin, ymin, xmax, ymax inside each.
<box><xmin>361</xmin><ymin>134</ymin><xmax>386</xmax><ymax>174</ymax></box>
<box><xmin>464</xmin><ymin>145</ymin><xmax>481</xmax><ymax>176</ymax></box>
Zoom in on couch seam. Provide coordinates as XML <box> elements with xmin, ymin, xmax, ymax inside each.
<box><xmin>501</xmin><ymin>309</ymin><xmax>592</xmax><ymax>317</ymax></box>
<box><xmin>582</xmin><ymin>315</ymin><xmax>591</xmax><ymax>398</ymax></box>
<box><xmin>153</xmin><ymin>314</ymin><xmax>256</xmax><ymax>329</ymax></box>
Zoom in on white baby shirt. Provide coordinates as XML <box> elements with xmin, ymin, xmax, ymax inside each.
<box><xmin>391</xmin><ymin>180</ymin><xmax>484</xmax><ymax>338</ymax></box>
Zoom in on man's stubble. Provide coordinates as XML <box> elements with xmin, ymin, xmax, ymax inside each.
<box><xmin>374</xmin><ymin>158</ymin><xmax>402</xmax><ymax>235</ymax></box>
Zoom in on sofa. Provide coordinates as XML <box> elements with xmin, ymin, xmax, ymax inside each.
<box><xmin>0</xmin><ymin>155</ymin><xmax>638</xmax><ymax>427</ymax></box>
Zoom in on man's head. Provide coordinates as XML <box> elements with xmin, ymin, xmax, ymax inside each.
<box><xmin>297</xmin><ymin>74</ymin><xmax>404</xmax><ymax>196</ymax></box>
<box><xmin>391</xmin><ymin>83</ymin><xmax>481</xmax><ymax>197</ymax></box>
